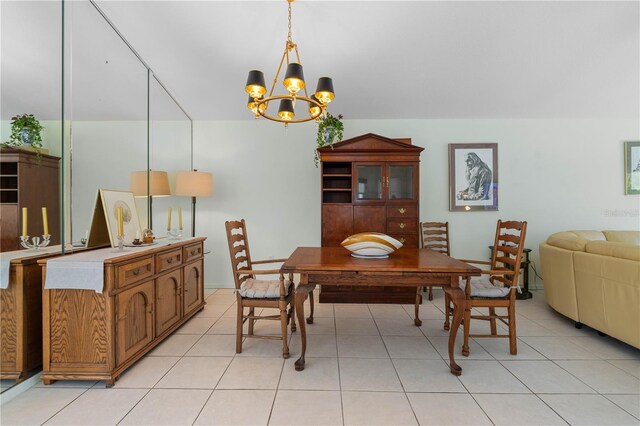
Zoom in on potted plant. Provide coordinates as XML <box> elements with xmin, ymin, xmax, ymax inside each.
<box><xmin>315</xmin><ymin>113</ymin><xmax>344</xmax><ymax>167</ymax></box>
<box><xmin>2</xmin><ymin>113</ymin><xmax>45</xmax><ymax>160</ymax></box>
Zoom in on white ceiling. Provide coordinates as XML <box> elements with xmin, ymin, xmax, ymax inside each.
<box><xmin>2</xmin><ymin>1</ymin><xmax>639</xmax><ymax>121</ymax></box>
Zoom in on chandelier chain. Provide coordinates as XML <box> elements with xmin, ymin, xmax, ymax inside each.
<box><xmin>287</xmin><ymin>1</ymin><xmax>292</xmax><ymax>43</ymax></box>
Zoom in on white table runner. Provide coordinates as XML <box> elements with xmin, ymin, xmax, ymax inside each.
<box><xmin>0</xmin><ymin>246</ymin><xmax>63</xmax><ymax>290</ymax></box>
<box><xmin>44</xmin><ymin>239</ymin><xmax>189</xmax><ymax>293</ymax></box>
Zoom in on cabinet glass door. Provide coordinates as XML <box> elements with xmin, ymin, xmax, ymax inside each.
<box><xmin>356</xmin><ymin>165</ymin><xmax>383</xmax><ymax>200</ymax></box>
<box><xmin>389</xmin><ymin>165</ymin><xmax>414</xmax><ymax>200</ymax></box>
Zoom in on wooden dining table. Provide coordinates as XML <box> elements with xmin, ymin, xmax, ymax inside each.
<box><xmin>281</xmin><ymin>247</ymin><xmax>481</xmax><ymax>376</ymax></box>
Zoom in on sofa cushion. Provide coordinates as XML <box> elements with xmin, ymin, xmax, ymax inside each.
<box><xmin>547</xmin><ymin>231</ymin><xmax>606</xmax><ymax>251</ymax></box>
<box><xmin>603</xmin><ymin>231</ymin><xmax>640</xmax><ymax>245</ymax></box>
<box><xmin>585</xmin><ymin>240</ymin><xmax>640</xmax><ymax>262</ymax></box>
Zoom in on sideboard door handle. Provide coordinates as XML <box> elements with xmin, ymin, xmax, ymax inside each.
<box><xmin>398</xmin><ymin>208</ymin><xmax>406</xmax><ymax>214</ymax></box>
<box><xmin>399</xmin><ymin>223</ymin><xmax>406</xmax><ymax>229</ymax></box>
<box><xmin>132</xmin><ymin>268</ymin><xmax>140</xmax><ymax>276</ymax></box>
<box><xmin>167</xmin><ymin>258</ymin><xmax>173</xmax><ymax>264</ymax></box>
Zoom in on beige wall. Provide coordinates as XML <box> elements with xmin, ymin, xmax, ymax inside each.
<box><xmin>193</xmin><ymin>118</ymin><xmax>639</xmax><ymax>288</ymax></box>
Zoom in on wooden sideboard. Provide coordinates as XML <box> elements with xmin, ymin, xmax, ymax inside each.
<box><xmin>318</xmin><ymin>133</ymin><xmax>424</xmax><ymax>304</ymax></box>
<box><xmin>40</xmin><ymin>238</ymin><xmax>206</xmax><ymax>386</ymax></box>
<box><xmin>0</xmin><ymin>249</ymin><xmax>61</xmax><ymax>383</ymax></box>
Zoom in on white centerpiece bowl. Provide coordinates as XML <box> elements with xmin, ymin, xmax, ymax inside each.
<box><xmin>341</xmin><ymin>232</ymin><xmax>403</xmax><ymax>258</ymax></box>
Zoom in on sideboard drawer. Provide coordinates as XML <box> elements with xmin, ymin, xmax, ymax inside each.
<box><xmin>116</xmin><ymin>257</ymin><xmax>154</xmax><ymax>288</ymax></box>
<box><xmin>386</xmin><ymin>205</ymin><xmax>417</xmax><ymax>218</ymax></box>
<box><xmin>156</xmin><ymin>249</ymin><xmax>183</xmax><ymax>273</ymax></box>
<box><xmin>183</xmin><ymin>242</ymin><xmax>203</xmax><ymax>263</ymax></box>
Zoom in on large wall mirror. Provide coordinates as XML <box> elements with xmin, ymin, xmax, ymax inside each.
<box><xmin>148</xmin><ymin>75</ymin><xmax>193</xmax><ymax>236</ymax></box>
<box><xmin>0</xmin><ymin>0</ymin><xmax>63</xmax><ymax>393</ymax></box>
<box><xmin>66</xmin><ymin>0</ymin><xmax>149</xmax><ymax>244</ymax></box>
<box><xmin>0</xmin><ymin>0</ymin><xmax>192</xmax><ymax>393</ymax></box>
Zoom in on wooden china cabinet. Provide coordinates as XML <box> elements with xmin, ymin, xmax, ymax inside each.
<box><xmin>0</xmin><ymin>149</ymin><xmax>60</xmax><ymax>252</ymax></box>
<box><xmin>318</xmin><ymin>133</ymin><xmax>424</xmax><ymax>303</ymax></box>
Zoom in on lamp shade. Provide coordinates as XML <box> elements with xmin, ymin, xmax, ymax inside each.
<box><xmin>130</xmin><ymin>171</ymin><xmax>171</xmax><ymax>197</ymax></box>
<box><xmin>245</xmin><ymin>70</ymin><xmax>267</xmax><ymax>99</ymax></box>
<box><xmin>314</xmin><ymin>77</ymin><xmax>335</xmax><ymax>104</ymax></box>
<box><xmin>175</xmin><ymin>171</ymin><xmax>213</xmax><ymax>197</ymax></box>
<box><xmin>308</xmin><ymin>95</ymin><xmax>321</xmax><ymax>117</ymax></box>
<box><xmin>247</xmin><ymin>95</ymin><xmax>266</xmax><ymax>115</ymax></box>
<box><xmin>283</xmin><ymin>62</ymin><xmax>305</xmax><ymax>94</ymax></box>
<box><xmin>278</xmin><ymin>99</ymin><xmax>295</xmax><ymax>121</ymax></box>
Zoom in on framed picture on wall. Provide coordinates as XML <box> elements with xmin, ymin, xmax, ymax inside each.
<box><xmin>449</xmin><ymin>143</ymin><xmax>498</xmax><ymax>211</ymax></box>
<box><xmin>625</xmin><ymin>141</ymin><xmax>640</xmax><ymax>195</ymax></box>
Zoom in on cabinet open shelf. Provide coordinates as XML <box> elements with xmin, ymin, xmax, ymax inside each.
<box><xmin>0</xmin><ymin>162</ymin><xmax>18</xmax><ymax>175</ymax></box>
<box><xmin>323</xmin><ymin>162</ymin><xmax>351</xmax><ymax>176</ymax></box>
<box><xmin>0</xmin><ymin>191</ymin><xmax>19</xmax><ymax>204</ymax></box>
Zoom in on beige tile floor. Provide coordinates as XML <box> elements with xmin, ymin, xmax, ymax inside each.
<box><xmin>1</xmin><ymin>289</ymin><xmax>639</xmax><ymax>425</ymax></box>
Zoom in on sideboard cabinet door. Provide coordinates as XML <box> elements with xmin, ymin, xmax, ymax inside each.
<box><xmin>116</xmin><ymin>281</ymin><xmax>154</xmax><ymax>365</ymax></box>
<box><xmin>155</xmin><ymin>269</ymin><xmax>182</xmax><ymax>337</ymax></box>
<box><xmin>183</xmin><ymin>260</ymin><xmax>204</xmax><ymax>317</ymax></box>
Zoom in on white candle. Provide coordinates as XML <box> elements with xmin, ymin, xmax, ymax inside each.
<box><xmin>117</xmin><ymin>207</ymin><xmax>124</xmax><ymax>237</ymax></box>
<box><xmin>42</xmin><ymin>207</ymin><xmax>49</xmax><ymax>235</ymax></box>
<box><xmin>22</xmin><ymin>207</ymin><xmax>27</xmax><ymax>237</ymax></box>
<box><xmin>135</xmin><ymin>230</ymin><xmax>141</xmax><ymax>240</ymax></box>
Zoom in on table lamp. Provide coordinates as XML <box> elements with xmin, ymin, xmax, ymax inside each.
<box><xmin>130</xmin><ymin>170</ymin><xmax>171</xmax><ymax>230</ymax></box>
<box><xmin>175</xmin><ymin>170</ymin><xmax>213</xmax><ymax>237</ymax></box>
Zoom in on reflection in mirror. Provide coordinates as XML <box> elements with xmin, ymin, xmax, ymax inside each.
<box><xmin>67</xmin><ymin>0</ymin><xmax>148</xmax><ymax>245</ymax></box>
<box><xmin>0</xmin><ymin>0</ymin><xmax>63</xmax><ymax>392</ymax></box>
<box><xmin>149</xmin><ymin>74</ymin><xmax>192</xmax><ymax>238</ymax></box>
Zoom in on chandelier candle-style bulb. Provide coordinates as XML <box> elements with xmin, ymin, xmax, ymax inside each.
<box><xmin>245</xmin><ymin>70</ymin><xmax>267</xmax><ymax>99</ymax></box>
<box><xmin>315</xmin><ymin>77</ymin><xmax>335</xmax><ymax>104</ymax></box>
<box><xmin>283</xmin><ymin>62</ymin><xmax>305</xmax><ymax>94</ymax></box>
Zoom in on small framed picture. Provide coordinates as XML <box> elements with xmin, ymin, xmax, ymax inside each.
<box><xmin>625</xmin><ymin>141</ymin><xmax>640</xmax><ymax>195</ymax></box>
<box><xmin>97</xmin><ymin>189</ymin><xmax>142</xmax><ymax>246</ymax></box>
<box><xmin>449</xmin><ymin>143</ymin><xmax>498</xmax><ymax>211</ymax></box>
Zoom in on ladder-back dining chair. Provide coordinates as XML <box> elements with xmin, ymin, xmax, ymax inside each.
<box><xmin>446</xmin><ymin>220</ymin><xmax>527</xmax><ymax>356</ymax></box>
<box><xmin>420</xmin><ymin>221</ymin><xmax>450</xmax><ymax>301</ymax></box>
<box><xmin>225</xmin><ymin>219</ymin><xmax>296</xmax><ymax>358</ymax></box>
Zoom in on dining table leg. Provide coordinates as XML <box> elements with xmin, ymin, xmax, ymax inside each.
<box><xmin>294</xmin><ymin>280</ymin><xmax>316</xmax><ymax>372</ymax></box>
<box><xmin>446</xmin><ymin>275</ymin><xmax>466</xmax><ymax>376</ymax></box>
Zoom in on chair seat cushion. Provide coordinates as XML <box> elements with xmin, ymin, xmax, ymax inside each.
<box><xmin>239</xmin><ymin>278</ymin><xmax>291</xmax><ymax>298</ymax></box>
<box><xmin>460</xmin><ymin>276</ymin><xmax>511</xmax><ymax>298</ymax></box>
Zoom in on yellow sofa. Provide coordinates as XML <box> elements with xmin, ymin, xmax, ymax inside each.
<box><xmin>540</xmin><ymin>230</ymin><xmax>640</xmax><ymax>349</ymax></box>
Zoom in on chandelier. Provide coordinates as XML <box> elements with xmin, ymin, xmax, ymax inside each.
<box><xmin>245</xmin><ymin>0</ymin><xmax>335</xmax><ymax>126</ymax></box>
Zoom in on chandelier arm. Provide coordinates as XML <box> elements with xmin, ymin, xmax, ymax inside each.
<box><xmin>292</xmin><ymin>44</ymin><xmax>310</xmax><ymax>99</ymax></box>
<box><xmin>268</xmin><ymin>45</ymin><xmax>290</xmax><ymax>98</ymax></box>
<box><xmin>255</xmin><ymin>94</ymin><xmax>324</xmax><ymax>123</ymax></box>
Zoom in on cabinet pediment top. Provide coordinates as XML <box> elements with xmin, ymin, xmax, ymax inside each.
<box><xmin>318</xmin><ymin>133</ymin><xmax>424</xmax><ymax>153</ymax></box>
